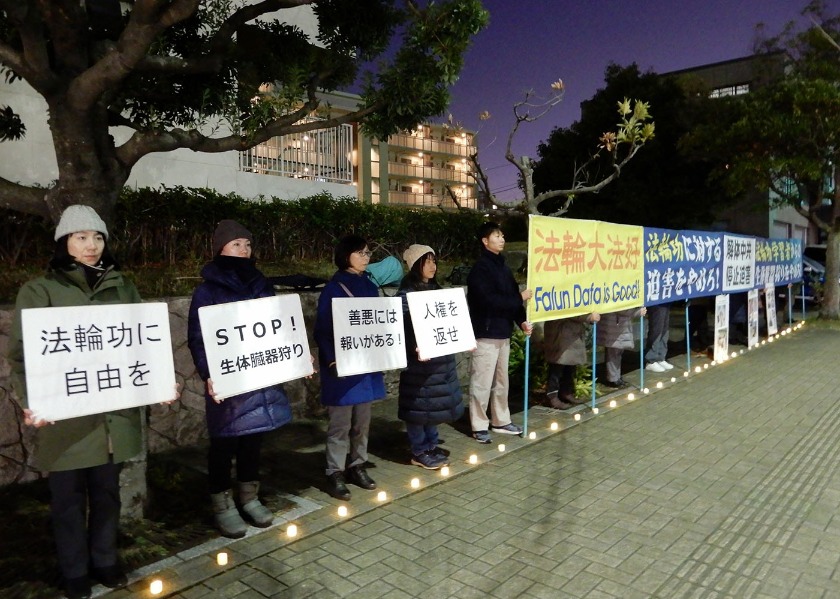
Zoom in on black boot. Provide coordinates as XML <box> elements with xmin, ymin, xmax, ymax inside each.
<box><xmin>327</xmin><ymin>472</ymin><xmax>351</xmax><ymax>500</ymax></box>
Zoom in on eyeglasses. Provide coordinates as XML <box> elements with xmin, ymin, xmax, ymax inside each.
<box><xmin>355</xmin><ymin>250</ymin><xmax>372</xmax><ymax>258</ymax></box>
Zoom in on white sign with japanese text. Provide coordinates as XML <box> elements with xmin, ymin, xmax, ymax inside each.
<box><xmin>713</xmin><ymin>294</ymin><xmax>730</xmax><ymax>363</ymax></box>
<box><xmin>722</xmin><ymin>235</ymin><xmax>756</xmax><ymax>292</ymax></box>
<box><xmin>22</xmin><ymin>302</ymin><xmax>176</xmax><ymax>422</ymax></box>
<box><xmin>765</xmin><ymin>285</ymin><xmax>778</xmax><ymax>336</ymax></box>
<box><xmin>199</xmin><ymin>295</ymin><xmax>313</xmax><ymax>400</ymax></box>
<box><xmin>331</xmin><ymin>296</ymin><xmax>406</xmax><ymax>377</ymax></box>
<box><xmin>747</xmin><ymin>288</ymin><xmax>759</xmax><ymax>348</ymax></box>
<box><xmin>406</xmin><ymin>287</ymin><xmax>476</xmax><ymax>360</ymax></box>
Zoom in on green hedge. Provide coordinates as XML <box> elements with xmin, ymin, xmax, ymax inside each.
<box><xmin>1</xmin><ymin>187</ymin><xmax>490</xmax><ymax>267</ymax></box>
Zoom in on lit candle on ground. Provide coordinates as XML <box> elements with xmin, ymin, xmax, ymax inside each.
<box><xmin>627</xmin><ymin>393</ymin><xmax>635</xmax><ymax>400</ymax></box>
<box><xmin>574</xmin><ymin>413</ymin><xmax>581</xmax><ymax>421</ymax></box>
<box><xmin>410</xmin><ymin>478</ymin><xmax>420</xmax><ymax>489</ymax></box>
<box><xmin>150</xmin><ymin>580</ymin><xmax>163</xmax><ymax>595</ymax></box>
<box><xmin>468</xmin><ymin>454</ymin><xmax>478</xmax><ymax>464</ymax></box>
<box><xmin>528</xmin><ymin>431</ymin><xmax>537</xmax><ymax>439</ymax></box>
<box><xmin>498</xmin><ymin>444</ymin><xmax>506</xmax><ymax>452</ymax></box>
<box><xmin>656</xmin><ymin>382</ymin><xmax>663</xmax><ymax>389</ymax></box>
<box><xmin>609</xmin><ymin>400</ymin><xmax>616</xmax><ymax>408</ymax></box>
<box><xmin>643</xmin><ymin>388</ymin><xmax>650</xmax><ymax>394</ymax></box>
<box><xmin>670</xmin><ymin>377</ymin><xmax>676</xmax><ymax>383</ymax></box>
<box><xmin>337</xmin><ymin>505</ymin><xmax>348</xmax><ymax>517</ymax></box>
<box><xmin>217</xmin><ymin>552</ymin><xmax>228</xmax><ymax>566</ymax></box>
<box><xmin>550</xmin><ymin>422</ymin><xmax>558</xmax><ymax>431</ymax></box>
<box><xmin>592</xmin><ymin>407</ymin><xmax>599</xmax><ymax>414</ymax></box>
<box><xmin>287</xmin><ymin>524</ymin><xmax>298</xmax><ymax>537</ymax></box>
<box><xmin>441</xmin><ymin>466</ymin><xmax>450</xmax><ymax>476</ymax></box>
<box><xmin>377</xmin><ymin>491</ymin><xmax>387</xmax><ymax>502</ymax></box>
<box><xmin>695</xmin><ymin>366</ymin><xmax>701</xmax><ymax>373</ymax></box>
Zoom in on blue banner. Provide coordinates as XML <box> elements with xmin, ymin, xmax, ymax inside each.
<box><xmin>755</xmin><ymin>238</ymin><xmax>803</xmax><ymax>287</ymax></box>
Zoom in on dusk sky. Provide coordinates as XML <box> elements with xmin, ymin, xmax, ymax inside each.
<box><xmin>442</xmin><ymin>0</ymin><xmax>840</xmax><ymax>203</ymax></box>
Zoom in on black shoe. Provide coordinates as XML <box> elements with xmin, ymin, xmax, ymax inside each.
<box><xmin>549</xmin><ymin>397</ymin><xmax>574</xmax><ymax>410</ymax></box>
<box><xmin>566</xmin><ymin>396</ymin><xmax>588</xmax><ymax>405</ymax></box>
<box><xmin>327</xmin><ymin>472</ymin><xmax>351</xmax><ymax>501</ymax></box>
<box><xmin>602</xmin><ymin>378</ymin><xmax>627</xmax><ymax>388</ymax></box>
<box><xmin>431</xmin><ymin>445</ymin><xmax>450</xmax><ymax>458</ymax></box>
<box><xmin>347</xmin><ymin>465</ymin><xmax>377</xmax><ymax>490</ymax></box>
<box><xmin>91</xmin><ymin>565</ymin><xmax>128</xmax><ymax>589</ymax></box>
<box><xmin>64</xmin><ymin>576</ymin><xmax>92</xmax><ymax>599</ymax></box>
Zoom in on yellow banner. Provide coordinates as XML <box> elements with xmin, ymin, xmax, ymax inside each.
<box><xmin>526</xmin><ymin>215</ymin><xmax>644</xmax><ymax>323</ymax></box>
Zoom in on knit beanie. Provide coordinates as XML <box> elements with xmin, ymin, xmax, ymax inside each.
<box><xmin>212</xmin><ymin>219</ymin><xmax>253</xmax><ymax>255</ymax></box>
<box><xmin>403</xmin><ymin>244</ymin><xmax>435</xmax><ymax>270</ymax></box>
<box><xmin>54</xmin><ymin>205</ymin><xmax>109</xmax><ymax>240</ymax></box>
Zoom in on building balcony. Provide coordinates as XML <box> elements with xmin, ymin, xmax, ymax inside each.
<box><xmin>387</xmin><ymin>190</ymin><xmax>477</xmax><ymax>210</ymax></box>
<box><xmin>387</xmin><ymin>162</ymin><xmax>473</xmax><ymax>185</ymax></box>
<box><xmin>387</xmin><ymin>134</ymin><xmax>475</xmax><ymax>158</ymax></box>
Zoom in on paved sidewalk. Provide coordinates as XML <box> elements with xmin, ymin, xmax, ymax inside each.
<box><xmin>102</xmin><ymin>323</ymin><xmax>840</xmax><ymax>599</ymax></box>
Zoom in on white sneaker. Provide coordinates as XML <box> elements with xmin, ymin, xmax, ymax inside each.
<box><xmin>646</xmin><ymin>362</ymin><xmax>666</xmax><ymax>373</ymax></box>
<box><xmin>658</xmin><ymin>360</ymin><xmax>674</xmax><ymax>370</ymax></box>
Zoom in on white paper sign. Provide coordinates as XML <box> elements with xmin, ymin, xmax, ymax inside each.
<box><xmin>406</xmin><ymin>287</ymin><xmax>476</xmax><ymax>360</ymax></box>
<box><xmin>765</xmin><ymin>285</ymin><xmax>778</xmax><ymax>336</ymax></box>
<box><xmin>331</xmin><ymin>296</ymin><xmax>406</xmax><ymax>377</ymax></box>
<box><xmin>747</xmin><ymin>289</ymin><xmax>759</xmax><ymax>348</ymax></box>
<box><xmin>722</xmin><ymin>235</ymin><xmax>756</xmax><ymax>292</ymax></box>
<box><xmin>198</xmin><ymin>295</ymin><xmax>313</xmax><ymax>400</ymax></box>
<box><xmin>713</xmin><ymin>294</ymin><xmax>730</xmax><ymax>363</ymax></box>
<box><xmin>22</xmin><ymin>303</ymin><xmax>176</xmax><ymax>422</ymax></box>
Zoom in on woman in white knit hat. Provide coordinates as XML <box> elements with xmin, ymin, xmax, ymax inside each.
<box><xmin>8</xmin><ymin>205</ymin><xmax>153</xmax><ymax>599</ymax></box>
<box><xmin>396</xmin><ymin>245</ymin><xmax>464</xmax><ymax>469</ymax></box>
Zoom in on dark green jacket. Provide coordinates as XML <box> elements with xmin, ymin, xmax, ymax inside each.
<box><xmin>9</xmin><ymin>265</ymin><xmax>144</xmax><ymax>472</ymax></box>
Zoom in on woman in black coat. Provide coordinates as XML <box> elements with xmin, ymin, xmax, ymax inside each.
<box><xmin>397</xmin><ymin>245</ymin><xmax>464</xmax><ymax>470</ymax></box>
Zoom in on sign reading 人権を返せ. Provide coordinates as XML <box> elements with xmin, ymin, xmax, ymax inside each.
<box><xmin>198</xmin><ymin>295</ymin><xmax>313</xmax><ymax>400</ymax></box>
<box><xmin>405</xmin><ymin>287</ymin><xmax>476</xmax><ymax>360</ymax></box>
<box><xmin>331</xmin><ymin>296</ymin><xmax>406</xmax><ymax>377</ymax></box>
<box><xmin>21</xmin><ymin>302</ymin><xmax>175</xmax><ymax>422</ymax></box>
<box><xmin>527</xmin><ymin>215</ymin><xmax>644</xmax><ymax>323</ymax></box>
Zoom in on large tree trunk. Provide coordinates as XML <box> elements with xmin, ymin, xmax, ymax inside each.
<box><xmin>819</xmin><ymin>208</ymin><xmax>840</xmax><ymax>320</ymax></box>
<box><xmin>44</xmin><ymin>97</ymin><xmax>127</xmax><ymax>225</ymax></box>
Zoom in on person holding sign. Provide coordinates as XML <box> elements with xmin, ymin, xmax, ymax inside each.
<box><xmin>187</xmin><ymin>220</ymin><xmax>292</xmax><ymax>538</ymax></box>
<box><xmin>597</xmin><ymin>307</ymin><xmax>647</xmax><ymax>388</ymax></box>
<box><xmin>315</xmin><ymin>235</ymin><xmax>386</xmax><ymax>501</ymax></box>
<box><xmin>397</xmin><ymin>245</ymin><xmax>464</xmax><ymax>470</ymax></box>
<box><xmin>467</xmin><ymin>222</ymin><xmax>532</xmax><ymax>444</ymax></box>
<box><xmin>9</xmin><ymin>206</ymin><xmax>148</xmax><ymax>599</ymax></box>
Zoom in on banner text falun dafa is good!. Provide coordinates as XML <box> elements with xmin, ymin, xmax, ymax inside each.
<box><xmin>527</xmin><ymin>215</ymin><xmax>644</xmax><ymax>323</ymax></box>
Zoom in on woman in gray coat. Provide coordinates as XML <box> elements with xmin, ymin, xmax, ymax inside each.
<box><xmin>596</xmin><ymin>307</ymin><xmax>647</xmax><ymax>388</ymax></box>
<box><xmin>543</xmin><ymin>312</ymin><xmax>599</xmax><ymax>408</ymax></box>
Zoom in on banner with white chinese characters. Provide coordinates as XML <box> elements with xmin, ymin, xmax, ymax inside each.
<box><xmin>21</xmin><ymin>303</ymin><xmax>175</xmax><ymax>422</ymax></box>
<box><xmin>722</xmin><ymin>234</ymin><xmax>756</xmax><ymax>292</ymax></box>
<box><xmin>332</xmin><ymin>296</ymin><xmax>406</xmax><ymax>377</ymax></box>
<box><xmin>405</xmin><ymin>287</ymin><xmax>476</xmax><ymax>360</ymax></box>
<box><xmin>198</xmin><ymin>295</ymin><xmax>313</xmax><ymax>400</ymax></box>
<box><xmin>765</xmin><ymin>286</ymin><xmax>778</xmax><ymax>336</ymax></box>
<box><xmin>527</xmin><ymin>215</ymin><xmax>644</xmax><ymax>322</ymax></box>
<box><xmin>643</xmin><ymin>228</ymin><xmax>723</xmax><ymax>305</ymax></box>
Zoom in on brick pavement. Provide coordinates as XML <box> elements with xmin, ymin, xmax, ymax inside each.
<box><xmin>101</xmin><ymin>323</ymin><xmax>840</xmax><ymax>599</ymax></box>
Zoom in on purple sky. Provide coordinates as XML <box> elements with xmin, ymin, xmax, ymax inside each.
<box><xmin>443</xmin><ymin>0</ymin><xmax>840</xmax><ymax>203</ymax></box>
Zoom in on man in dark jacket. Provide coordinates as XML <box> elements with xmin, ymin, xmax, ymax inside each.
<box><xmin>466</xmin><ymin>222</ymin><xmax>533</xmax><ymax>443</ymax></box>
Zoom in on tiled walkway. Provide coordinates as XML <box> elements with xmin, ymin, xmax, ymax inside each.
<box><xmin>103</xmin><ymin>323</ymin><xmax>840</xmax><ymax>599</ymax></box>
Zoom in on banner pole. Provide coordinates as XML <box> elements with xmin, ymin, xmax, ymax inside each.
<box><xmin>685</xmin><ymin>300</ymin><xmax>691</xmax><ymax>373</ymax></box>
<box><xmin>591</xmin><ymin>321</ymin><xmax>597</xmax><ymax>409</ymax></box>
<box><xmin>639</xmin><ymin>314</ymin><xmax>645</xmax><ymax>390</ymax></box>
<box><xmin>523</xmin><ymin>335</ymin><xmax>530</xmax><ymax>436</ymax></box>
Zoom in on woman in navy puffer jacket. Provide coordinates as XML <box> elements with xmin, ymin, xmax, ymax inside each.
<box><xmin>188</xmin><ymin>220</ymin><xmax>291</xmax><ymax>538</ymax></box>
<box><xmin>397</xmin><ymin>245</ymin><xmax>463</xmax><ymax>470</ymax></box>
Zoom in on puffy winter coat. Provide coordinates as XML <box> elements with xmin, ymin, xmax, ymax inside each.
<box><xmin>314</xmin><ymin>269</ymin><xmax>386</xmax><ymax>407</ymax></box>
<box><xmin>543</xmin><ymin>316</ymin><xmax>591</xmax><ymax>365</ymax></box>
<box><xmin>396</xmin><ymin>280</ymin><xmax>464</xmax><ymax>425</ymax></box>
<box><xmin>596</xmin><ymin>308</ymin><xmax>644</xmax><ymax>350</ymax></box>
<box><xmin>466</xmin><ymin>248</ymin><xmax>527</xmax><ymax>339</ymax></box>
<box><xmin>187</xmin><ymin>260</ymin><xmax>292</xmax><ymax>438</ymax></box>
<box><xmin>9</xmin><ymin>266</ymin><xmax>143</xmax><ymax>472</ymax></box>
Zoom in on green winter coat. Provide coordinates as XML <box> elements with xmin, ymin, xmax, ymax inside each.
<box><xmin>8</xmin><ymin>265</ymin><xmax>144</xmax><ymax>472</ymax></box>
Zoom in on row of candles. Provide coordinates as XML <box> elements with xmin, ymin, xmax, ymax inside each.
<box><xmin>145</xmin><ymin>323</ymin><xmax>802</xmax><ymax>595</ymax></box>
